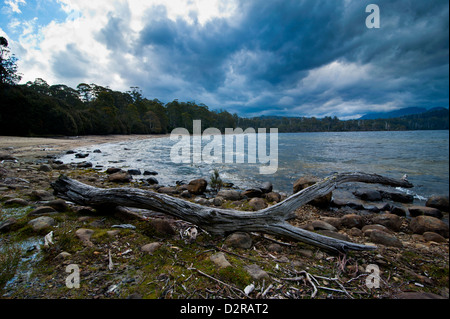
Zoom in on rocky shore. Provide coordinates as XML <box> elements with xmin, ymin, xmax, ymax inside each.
<box><xmin>0</xmin><ymin>139</ymin><xmax>448</xmax><ymax>300</ymax></box>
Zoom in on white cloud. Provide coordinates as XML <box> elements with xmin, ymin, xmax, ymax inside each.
<box><xmin>4</xmin><ymin>0</ymin><xmax>26</xmax><ymax>14</ymax></box>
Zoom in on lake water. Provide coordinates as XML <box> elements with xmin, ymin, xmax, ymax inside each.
<box><xmin>59</xmin><ymin>130</ymin><xmax>449</xmax><ymax>200</ymax></box>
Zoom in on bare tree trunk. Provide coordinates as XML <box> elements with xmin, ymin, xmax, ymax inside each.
<box><xmin>51</xmin><ymin>172</ymin><xmax>413</xmax><ymax>253</ymax></box>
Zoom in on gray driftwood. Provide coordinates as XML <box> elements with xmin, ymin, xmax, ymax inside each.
<box><xmin>51</xmin><ymin>172</ymin><xmax>413</xmax><ymax>253</ymax></box>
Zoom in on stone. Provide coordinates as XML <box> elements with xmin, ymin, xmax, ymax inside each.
<box><xmin>426</xmin><ymin>195</ymin><xmax>449</xmax><ymax>212</ymax></box>
<box><xmin>31</xmin><ymin>189</ymin><xmax>54</xmax><ymax>201</ymax></box>
<box><xmin>348</xmin><ymin>227</ymin><xmax>363</xmax><ymax>237</ymax></box>
<box><xmin>210</xmin><ymin>252</ymin><xmax>232</xmax><ymax>268</ymax></box>
<box><xmin>28</xmin><ymin>206</ymin><xmax>57</xmax><ymax>216</ymax></box>
<box><xmin>372</xmin><ymin>213</ymin><xmax>403</xmax><ymax>232</ymax></box>
<box><xmin>75</xmin><ymin>228</ymin><xmax>95</xmax><ymax>246</ymax></box>
<box><xmin>158</xmin><ymin>186</ymin><xmax>179</xmax><ymax>194</ymax></box>
<box><xmin>107</xmin><ymin>230</ymin><xmax>121</xmax><ymax>237</ymax></box>
<box><xmin>4</xmin><ymin>198</ymin><xmax>29</xmax><ymax>206</ymax></box>
<box><xmin>0</xmin><ymin>218</ymin><xmax>17</xmax><ymax>233</ymax></box>
<box><xmin>248</xmin><ymin>198</ymin><xmax>267</xmax><ymax>211</ymax></box>
<box><xmin>47</xmin><ymin>199</ymin><xmax>69</xmax><ymax>212</ymax></box>
<box><xmin>242</xmin><ymin>188</ymin><xmax>263</xmax><ymax>198</ymax></box>
<box><xmin>106</xmin><ymin>167</ymin><xmax>122</xmax><ymax>174</ymax></box>
<box><xmin>217</xmin><ymin>190</ymin><xmax>241</xmax><ymax>201</ymax></box>
<box><xmin>0</xmin><ymin>153</ymin><xmax>17</xmax><ymax>161</ymax></box>
<box><xmin>77</xmin><ymin>162</ymin><xmax>93</xmax><ymax>168</ymax></box>
<box><xmin>317</xmin><ymin>230</ymin><xmax>351</xmax><ymax>242</ymax></box>
<box><xmin>39</xmin><ymin>164</ymin><xmax>53</xmax><ymax>172</ymax></box>
<box><xmin>141</xmin><ymin>242</ymin><xmax>162</xmax><ymax>254</ymax></box>
<box><xmin>187</xmin><ymin>179</ymin><xmax>208</xmax><ymax>195</ymax></box>
<box><xmin>380</xmin><ymin>190</ymin><xmax>414</xmax><ymax>203</ymax></box>
<box><xmin>244</xmin><ymin>264</ymin><xmax>269</xmax><ymax>280</ymax></box>
<box><xmin>212</xmin><ymin>197</ymin><xmax>223</xmax><ymax>206</ymax></box>
<box><xmin>127</xmin><ymin>169</ymin><xmax>141</xmax><ymax>175</ymax></box>
<box><xmin>75</xmin><ymin>153</ymin><xmax>89</xmax><ymax>158</ymax></box>
<box><xmin>408</xmin><ymin>206</ymin><xmax>443</xmax><ymax>219</ymax></box>
<box><xmin>311</xmin><ymin>220</ymin><xmax>337</xmax><ymax>232</ymax></box>
<box><xmin>422</xmin><ymin>232</ymin><xmax>446</xmax><ymax>243</ymax></box>
<box><xmin>369</xmin><ymin>230</ymin><xmax>403</xmax><ymax>248</ymax></box>
<box><xmin>149</xmin><ymin>219</ymin><xmax>176</xmax><ymax>236</ymax></box>
<box><xmin>362</xmin><ymin>224</ymin><xmax>393</xmax><ymax>236</ymax></box>
<box><xmin>353</xmin><ymin>189</ymin><xmax>382</xmax><ymax>201</ymax></box>
<box><xmin>143</xmin><ymin>170</ymin><xmax>159</xmax><ymax>176</ymax></box>
<box><xmin>55</xmin><ymin>252</ymin><xmax>72</xmax><ymax>260</ymax></box>
<box><xmin>146</xmin><ymin>177</ymin><xmax>159</xmax><ymax>185</ymax></box>
<box><xmin>28</xmin><ymin>216</ymin><xmax>56</xmax><ymax>231</ymax></box>
<box><xmin>390</xmin><ymin>205</ymin><xmax>407</xmax><ymax>216</ymax></box>
<box><xmin>260</xmin><ymin>182</ymin><xmax>273</xmax><ymax>194</ymax></box>
<box><xmin>93</xmin><ymin>149</ymin><xmax>102</xmax><ymax>153</ymax></box>
<box><xmin>409</xmin><ymin>215</ymin><xmax>449</xmax><ymax>238</ymax></box>
<box><xmin>108</xmin><ymin>171</ymin><xmax>132</xmax><ymax>183</ymax></box>
<box><xmin>322</xmin><ymin>217</ymin><xmax>341</xmax><ymax>228</ymax></box>
<box><xmin>267</xmin><ymin>243</ymin><xmax>283</xmax><ymax>253</ymax></box>
<box><xmin>224</xmin><ymin>232</ymin><xmax>252</xmax><ymax>249</ymax></box>
<box><xmin>340</xmin><ymin>214</ymin><xmax>364</xmax><ymax>229</ymax></box>
<box><xmin>265</xmin><ymin>192</ymin><xmax>281</xmax><ymax>203</ymax></box>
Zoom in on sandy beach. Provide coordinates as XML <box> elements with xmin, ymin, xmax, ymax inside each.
<box><xmin>0</xmin><ymin>135</ymin><xmax>168</xmax><ymax>160</ymax></box>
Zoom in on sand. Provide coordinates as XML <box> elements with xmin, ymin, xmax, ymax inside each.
<box><xmin>0</xmin><ymin>135</ymin><xmax>168</xmax><ymax>159</ymax></box>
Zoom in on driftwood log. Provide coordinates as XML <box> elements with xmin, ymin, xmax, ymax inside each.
<box><xmin>51</xmin><ymin>172</ymin><xmax>413</xmax><ymax>253</ymax></box>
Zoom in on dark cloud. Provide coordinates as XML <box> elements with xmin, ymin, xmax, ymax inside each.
<box><xmin>52</xmin><ymin>43</ymin><xmax>90</xmax><ymax>79</ymax></box>
<box><xmin>98</xmin><ymin>0</ymin><xmax>449</xmax><ymax>118</ymax></box>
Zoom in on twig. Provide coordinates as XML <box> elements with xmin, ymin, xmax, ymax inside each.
<box><xmin>188</xmin><ymin>267</ymin><xmax>245</xmax><ymax>297</ymax></box>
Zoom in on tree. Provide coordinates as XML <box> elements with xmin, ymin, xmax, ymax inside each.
<box><xmin>0</xmin><ymin>36</ymin><xmax>21</xmax><ymax>85</ymax></box>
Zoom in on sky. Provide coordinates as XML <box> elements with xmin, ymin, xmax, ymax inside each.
<box><xmin>0</xmin><ymin>0</ymin><xmax>448</xmax><ymax>119</ymax></box>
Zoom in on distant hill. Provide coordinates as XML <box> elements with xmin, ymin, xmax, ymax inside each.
<box><xmin>360</xmin><ymin>107</ymin><xmax>428</xmax><ymax>120</ymax></box>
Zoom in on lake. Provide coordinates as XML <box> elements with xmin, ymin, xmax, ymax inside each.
<box><xmin>59</xmin><ymin>130</ymin><xmax>449</xmax><ymax>200</ymax></box>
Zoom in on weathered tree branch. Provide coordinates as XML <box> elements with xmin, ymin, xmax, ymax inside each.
<box><xmin>51</xmin><ymin>172</ymin><xmax>413</xmax><ymax>253</ymax></box>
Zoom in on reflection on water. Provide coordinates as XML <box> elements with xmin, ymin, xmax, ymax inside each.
<box><xmin>59</xmin><ymin>130</ymin><xmax>449</xmax><ymax>199</ymax></box>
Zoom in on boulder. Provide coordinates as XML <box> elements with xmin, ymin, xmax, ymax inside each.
<box><xmin>224</xmin><ymin>232</ymin><xmax>252</xmax><ymax>249</ymax></box>
<box><xmin>390</xmin><ymin>205</ymin><xmax>407</xmax><ymax>216</ymax></box>
<box><xmin>426</xmin><ymin>195</ymin><xmax>449</xmax><ymax>212</ymax></box>
<box><xmin>422</xmin><ymin>232</ymin><xmax>446</xmax><ymax>243</ymax></box>
<box><xmin>340</xmin><ymin>214</ymin><xmax>364</xmax><ymax>229</ymax></box>
<box><xmin>187</xmin><ymin>179</ymin><xmax>208</xmax><ymax>195</ymax></box>
<box><xmin>141</xmin><ymin>242</ymin><xmax>161</xmax><ymax>254</ymax></box>
<box><xmin>75</xmin><ymin>153</ymin><xmax>89</xmax><ymax>159</ymax></box>
<box><xmin>248</xmin><ymin>198</ymin><xmax>267</xmax><ymax>211</ymax></box>
<box><xmin>28</xmin><ymin>206</ymin><xmax>57</xmax><ymax>216</ymax></box>
<box><xmin>0</xmin><ymin>218</ymin><xmax>17</xmax><ymax>233</ymax></box>
<box><xmin>75</xmin><ymin>228</ymin><xmax>95</xmax><ymax>246</ymax></box>
<box><xmin>409</xmin><ymin>215</ymin><xmax>449</xmax><ymax>238</ymax></box>
<box><xmin>310</xmin><ymin>220</ymin><xmax>337</xmax><ymax>232</ymax></box>
<box><xmin>380</xmin><ymin>190</ymin><xmax>414</xmax><ymax>203</ymax></box>
<box><xmin>127</xmin><ymin>169</ymin><xmax>141</xmax><ymax>176</ymax></box>
<box><xmin>77</xmin><ymin>162</ymin><xmax>93</xmax><ymax>168</ymax></box>
<box><xmin>106</xmin><ymin>167</ymin><xmax>122</xmax><ymax>174</ymax></box>
<box><xmin>353</xmin><ymin>189</ymin><xmax>382</xmax><ymax>201</ymax></box>
<box><xmin>28</xmin><ymin>216</ymin><xmax>56</xmax><ymax>231</ymax></box>
<box><xmin>108</xmin><ymin>171</ymin><xmax>132</xmax><ymax>183</ymax></box>
<box><xmin>244</xmin><ymin>264</ymin><xmax>269</xmax><ymax>280</ymax></box>
<box><xmin>371</xmin><ymin>213</ymin><xmax>403</xmax><ymax>232</ymax></box>
<box><xmin>146</xmin><ymin>177</ymin><xmax>159</xmax><ymax>185</ymax></box>
<box><xmin>143</xmin><ymin>170</ymin><xmax>159</xmax><ymax>176</ymax></box>
<box><xmin>265</xmin><ymin>192</ymin><xmax>281</xmax><ymax>203</ymax></box>
<box><xmin>210</xmin><ymin>252</ymin><xmax>232</xmax><ymax>268</ymax></box>
<box><xmin>260</xmin><ymin>182</ymin><xmax>273</xmax><ymax>194</ymax></box>
<box><xmin>408</xmin><ymin>206</ymin><xmax>443</xmax><ymax>219</ymax></box>
<box><xmin>39</xmin><ymin>164</ymin><xmax>53</xmax><ymax>172</ymax></box>
<box><xmin>217</xmin><ymin>190</ymin><xmax>241</xmax><ymax>201</ymax></box>
<box><xmin>369</xmin><ymin>230</ymin><xmax>403</xmax><ymax>248</ymax></box>
<box><xmin>242</xmin><ymin>188</ymin><xmax>263</xmax><ymax>198</ymax></box>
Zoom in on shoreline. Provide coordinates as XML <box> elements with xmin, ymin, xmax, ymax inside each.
<box><xmin>0</xmin><ymin>134</ymin><xmax>169</xmax><ymax>160</ymax></box>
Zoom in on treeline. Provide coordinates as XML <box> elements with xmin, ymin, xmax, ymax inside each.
<box><xmin>0</xmin><ymin>79</ymin><xmax>448</xmax><ymax>137</ymax></box>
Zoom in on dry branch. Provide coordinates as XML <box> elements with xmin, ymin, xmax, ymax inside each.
<box><xmin>51</xmin><ymin>172</ymin><xmax>413</xmax><ymax>253</ymax></box>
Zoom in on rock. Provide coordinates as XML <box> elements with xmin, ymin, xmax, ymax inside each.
<box><xmin>107</xmin><ymin>230</ymin><xmax>120</xmax><ymax>237</ymax></box>
<box><xmin>187</xmin><ymin>179</ymin><xmax>208</xmax><ymax>195</ymax></box>
<box><xmin>77</xmin><ymin>162</ymin><xmax>93</xmax><ymax>168</ymax></box>
<box><xmin>141</xmin><ymin>242</ymin><xmax>162</xmax><ymax>254</ymax></box>
<box><xmin>217</xmin><ymin>190</ymin><xmax>241</xmax><ymax>201</ymax></box>
<box><xmin>260</xmin><ymin>182</ymin><xmax>273</xmax><ymax>193</ymax></box>
<box><xmin>390</xmin><ymin>205</ymin><xmax>407</xmax><ymax>216</ymax></box>
<box><xmin>340</xmin><ymin>214</ymin><xmax>364</xmax><ymax>229</ymax></box>
<box><xmin>158</xmin><ymin>186</ymin><xmax>179</xmax><ymax>195</ymax></box>
<box><xmin>369</xmin><ymin>230</ymin><xmax>403</xmax><ymax>248</ymax></box>
<box><xmin>244</xmin><ymin>264</ymin><xmax>269</xmax><ymax>280</ymax></box>
<box><xmin>93</xmin><ymin>149</ymin><xmax>102</xmax><ymax>153</ymax></box>
<box><xmin>195</xmin><ymin>197</ymin><xmax>208</xmax><ymax>205</ymax></box>
<box><xmin>28</xmin><ymin>216</ymin><xmax>56</xmax><ymax>231</ymax></box>
<box><xmin>143</xmin><ymin>170</ymin><xmax>159</xmax><ymax>176</ymax></box>
<box><xmin>212</xmin><ymin>197</ymin><xmax>223</xmax><ymax>206</ymax></box>
<box><xmin>408</xmin><ymin>206</ymin><xmax>443</xmax><ymax>219</ymax></box>
<box><xmin>317</xmin><ymin>230</ymin><xmax>351</xmax><ymax>242</ymax></box>
<box><xmin>362</xmin><ymin>224</ymin><xmax>393</xmax><ymax>236</ymax></box>
<box><xmin>310</xmin><ymin>220</ymin><xmax>337</xmax><ymax>232</ymax></box>
<box><xmin>75</xmin><ymin>153</ymin><xmax>89</xmax><ymax>159</ymax></box>
<box><xmin>0</xmin><ymin>218</ymin><xmax>17</xmax><ymax>233</ymax></box>
<box><xmin>39</xmin><ymin>164</ymin><xmax>53</xmax><ymax>172</ymax></box>
<box><xmin>0</xmin><ymin>153</ymin><xmax>17</xmax><ymax>161</ymax></box>
<box><xmin>293</xmin><ymin>175</ymin><xmax>332</xmax><ymax>207</ymax></box>
<box><xmin>108</xmin><ymin>171</ymin><xmax>132</xmax><ymax>183</ymax></box>
<box><xmin>106</xmin><ymin>167</ymin><xmax>122</xmax><ymax>174</ymax></box>
<box><xmin>267</xmin><ymin>243</ymin><xmax>283</xmax><ymax>253</ymax></box>
<box><xmin>426</xmin><ymin>195</ymin><xmax>449</xmax><ymax>212</ymax></box>
<box><xmin>248</xmin><ymin>198</ymin><xmax>267</xmax><ymax>211</ymax></box>
<box><xmin>380</xmin><ymin>190</ymin><xmax>414</xmax><ymax>203</ymax></box>
<box><xmin>127</xmin><ymin>169</ymin><xmax>141</xmax><ymax>175</ymax></box>
<box><xmin>353</xmin><ymin>189</ymin><xmax>382</xmax><ymax>201</ymax></box>
<box><xmin>181</xmin><ymin>190</ymin><xmax>192</xmax><ymax>198</ymax></box>
<box><xmin>149</xmin><ymin>219</ymin><xmax>176</xmax><ymax>236</ymax></box>
<box><xmin>372</xmin><ymin>213</ymin><xmax>403</xmax><ymax>232</ymax></box>
<box><xmin>4</xmin><ymin>198</ymin><xmax>29</xmax><ymax>206</ymax></box>
<box><xmin>55</xmin><ymin>252</ymin><xmax>72</xmax><ymax>260</ymax></box>
<box><xmin>75</xmin><ymin>228</ymin><xmax>95</xmax><ymax>246</ymax></box>
<box><xmin>146</xmin><ymin>177</ymin><xmax>159</xmax><ymax>185</ymax></box>
<box><xmin>224</xmin><ymin>232</ymin><xmax>252</xmax><ymax>249</ymax></box>
<box><xmin>31</xmin><ymin>189</ymin><xmax>54</xmax><ymax>201</ymax></box>
<box><xmin>422</xmin><ymin>232</ymin><xmax>446</xmax><ymax>243</ymax></box>
<box><xmin>348</xmin><ymin>227</ymin><xmax>363</xmax><ymax>237</ymax></box>
<box><xmin>242</xmin><ymin>188</ymin><xmax>263</xmax><ymax>198</ymax></box>
<box><xmin>265</xmin><ymin>192</ymin><xmax>281</xmax><ymax>203</ymax></box>
<box><xmin>322</xmin><ymin>217</ymin><xmax>341</xmax><ymax>228</ymax></box>
<box><xmin>28</xmin><ymin>206</ymin><xmax>57</xmax><ymax>216</ymax></box>
<box><xmin>409</xmin><ymin>215</ymin><xmax>449</xmax><ymax>238</ymax></box>
<box><xmin>47</xmin><ymin>199</ymin><xmax>69</xmax><ymax>212</ymax></box>
<box><xmin>210</xmin><ymin>252</ymin><xmax>232</xmax><ymax>268</ymax></box>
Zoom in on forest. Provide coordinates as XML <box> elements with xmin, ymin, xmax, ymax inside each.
<box><xmin>1</xmin><ymin>37</ymin><xmax>448</xmax><ymax>137</ymax></box>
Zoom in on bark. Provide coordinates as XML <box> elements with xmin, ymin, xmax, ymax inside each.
<box><xmin>51</xmin><ymin>172</ymin><xmax>413</xmax><ymax>253</ymax></box>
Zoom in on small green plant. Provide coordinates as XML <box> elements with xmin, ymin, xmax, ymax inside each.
<box><xmin>209</xmin><ymin>169</ymin><xmax>223</xmax><ymax>192</ymax></box>
<box><xmin>0</xmin><ymin>244</ymin><xmax>21</xmax><ymax>290</ymax></box>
